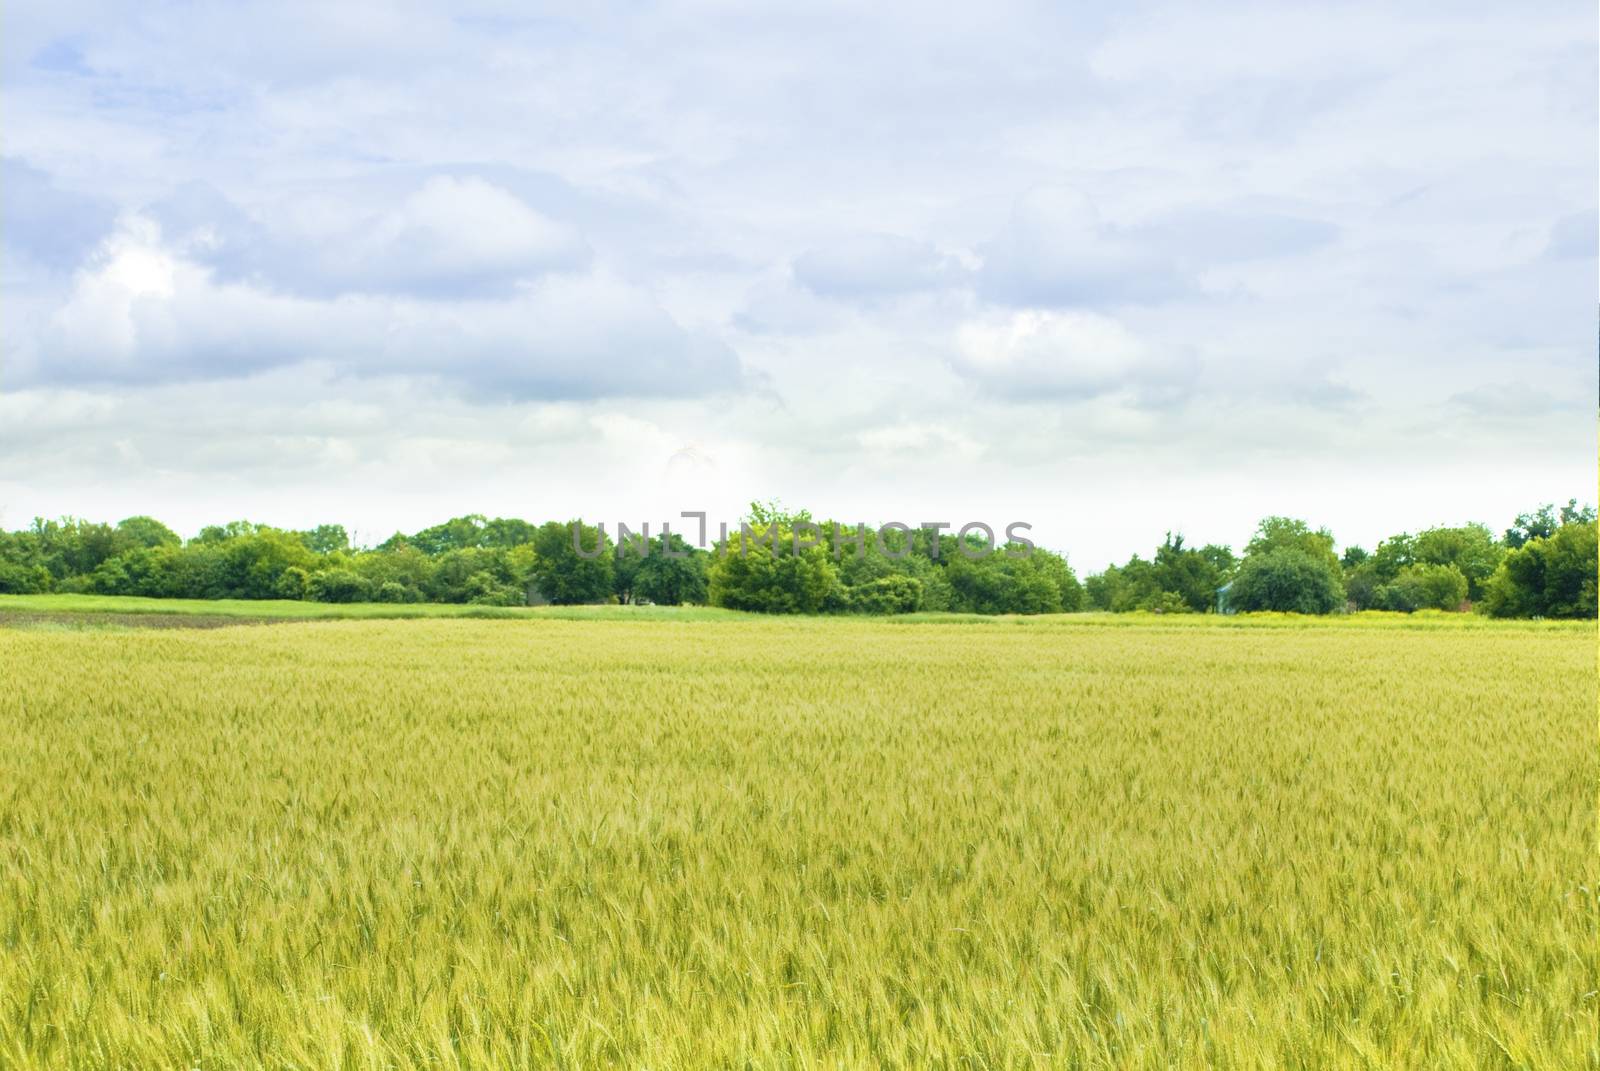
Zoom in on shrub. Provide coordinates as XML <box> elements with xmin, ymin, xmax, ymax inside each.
<box><xmin>308</xmin><ymin>569</ymin><xmax>371</xmax><ymax>604</ymax></box>
<box><xmin>466</xmin><ymin>572</ymin><xmax>524</xmax><ymax>606</ymax></box>
<box><xmin>848</xmin><ymin>575</ymin><xmax>923</xmax><ymax>615</ymax></box>
<box><xmin>88</xmin><ymin>558</ymin><xmax>132</xmax><ymax>595</ymax></box>
<box><xmin>1377</xmin><ymin>563</ymin><xmax>1467</xmax><ymax>612</ymax></box>
<box><xmin>1143</xmin><ymin>590</ymin><xmax>1193</xmax><ymax>614</ymax></box>
<box><xmin>0</xmin><ymin>562</ymin><xmax>49</xmax><ymax>594</ymax></box>
<box><xmin>276</xmin><ymin>566</ymin><xmax>311</xmax><ymax>600</ymax></box>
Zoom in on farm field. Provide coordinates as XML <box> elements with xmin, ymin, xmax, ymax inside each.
<box><xmin>0</xmin><ymin>611</ymin><xmax>1593</xmax><ymax>1069</ymax></box>
<box><xmin>0</xmin><ymin>593</ymin><xmax>746</xmax><ymax>624</ymax></box>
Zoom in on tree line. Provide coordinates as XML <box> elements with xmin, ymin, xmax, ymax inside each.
<box><xmin>1085</xmin><ymin>502</ymin><xmax>1596</xmax><ymax>619</ymax></box>
<box><xmin>0</xmin><ymin>504</ymin><xmax>1081</xmax><ymax>616</ymax></box>
<box><xmin>0</xmin><ymin>500</ymin><xmax>1592</xmax><ymax>618</ymax></box>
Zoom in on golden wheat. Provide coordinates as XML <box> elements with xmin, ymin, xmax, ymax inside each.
<box><xmin>0</xmin><ymin>614</ymin><xmax>1593</xmax><ymax>1069</ymax></box>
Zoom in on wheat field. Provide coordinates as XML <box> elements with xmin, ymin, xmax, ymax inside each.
<box><xmin>0</xmin><ymin>613</ymin><xmax>1593</xmax><ymax>1069</ymax></box>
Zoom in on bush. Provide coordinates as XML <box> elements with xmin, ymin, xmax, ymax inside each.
<box><xmin>88</xmin><ymin>558</ymin><xmax>131</xmax><ymax>595</ymax></box>
<box><xmin>1377</xmin><ymin>563</ymin><xmax>1467</xmax><ymax>612</ymax></box>
<box><xmin>848</xmin><ymin>575</ymin><xmax>923</xmax><ymax>615</ymax></box>
<box><xmin>308</xmin><ymin>569</ymin><xmax>371</xmax><ymax>604</ymax></box>
<box><xmin>1143</xmin><ymin>590</ymin><xmax>1193</xmax><ymax>614</ymax></box>
<box><xmin>466</xmin><ymin>571</ymin><xmax>524</xmax><ymax>606</ymax></box>
<box><xmin>276</xmin><ymin>566</ymin><xmax>311</xmax><ymax>600</ymax></box>
<box><xmin>373</xmin><ymin>581</ymin><xmax>419</xmax><ymax>604</ymax></box>
<box><xmin>0</xmin><ymin>561</ymin><xmax>50</xmax><ymax>594</ymax></box>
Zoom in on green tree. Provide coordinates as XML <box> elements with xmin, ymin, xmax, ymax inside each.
<box><xmin>530</xmin><ymin>521</ymin><xmax>614</xmax><ymax>605</ymax></box>
<box><xmin>709</xmin><ymin>516</ymin><xmax>841</xmax><ymax>614</ymax></box>
<box><xmin>480</xmin><ymin>517</ymin><xmax>538</xmax><ymax>549</ymax></box>
<box><xmin>611</xmin><ymin>527</ymin><xmax>650</xmax><ymax>604</ymax></box>
<box><xmin>1504</xmin><ymin>500</ymin><xmax>1597</xmax><ymax>548</ymax></box>
<box><xmin>1083</xmin><ymin>565</ymin><xmax>1120</xmax><ymax>611</ymax></box>
<box><xmin>194</xmin><ymin>520</ymin><xmax>262</xmax><ymax>545</ymax></box>
<box><xmin>1410</xmin><ymin>524</ymin><xmax>1502</xmax><ymax>602</ymax></box>
<box><xmin>299</xmin><ymin>524</ymin><xmax>350</xmax><ymax>555</ymax></box>
<box><xmin>1247</xmin><ymin>516</ymin><xmax>1340</xmax><ymax>566</ymax></box>
<box><xmin>88</xmin><ymin>557</ymin><xmax>132</xmax><ymax>595</ymax></box>
<box><xmin>146</xmin><ymin>544</ymin><xmax>228</xmax><ymax>599</ymax></box>
<box><xmin>424</xmin><ymin>547</ymin><xmax>513</xmax><ymax>603</ymax></box>
<box><xmin>1153</xmin><ymin>533</ymin><xmax>1233</xmax><ymax>612</ymax></box>
<box><xmin>1229</xmin><ymin>517</ymin><xmax>1344</xmax><ymax>613</ymax></box>
<box><xmin>1377</xmin><ymin>563</ymin><xmax>1468</xmax><ymax>612</ymax></box>
<box><xmin>410</xmin><ymin>515</ymin><xmax>488</xmax><ymax>555</ymax></box>
<box><xmin>0</xmin><ymin>560</ymin><xmax>51</xmax><ymax>594</ymax></box>
<box><xmin>1089</xmin><ymin>535</ymin><xmax>1233</xmax><ymax>613</ymax></box>
<box><xmin>1344</xmin><ymin>532</ymin><xmax>1416</xmax><ymax>610</ymax></box>
<box><xmin>308</xmin><ymin>568</ymin><xmax>371</xmax><ymax>603</ymax></box>
<box><xmin>1481</xmin><ymin>521</ymin><xmax>1597</xmax><ymax>618</ymax></box>
<box><xmin>373</xmin><ymin>581</ymin><xmax>416</xmax><ymax>604</ymax></box>
<box><xmin>115</xmin><ymin>516</ymin><xmax>181</xmax><ymax>550</ymax></box>
<box><xmin>276</xmin><ymin>566</ymin><xmax>311</xmax><ymax>600</ymax></box>
<box><xmin>465</xmin><ymin>571</ymin><xmax>524</xmax><ymax>606</ymax></box>
<box><xmin>1228</xmin><ymin>547</ymin><xmax>1344</xmax><ymax>614</ymax></box>
<box><xmin>1012</xmin><ymin>546</ymin><xmax>1084</xmax><ymax>613</ymax></box>
<box><xmin>216</xmin><ymin>529</ymin><xmax>317</xmax><ymax>599</ymax></box>
<box><xmin>847</xmin><ymin>574</ymin><xmax>923</xmax><ymax>614</ymax></box>
<box><xmin>632</xmin><ymin>533</ymin><xmax>709</xmax><ymax>606</ymax></box>
<box><xmin>351</xmin><ymin>545</ymin><xmax>434</xmax><ymax>601</ymax></box>
<box><xmin>1086</xmin><ymin>557</ymin><xmax>1159</xmax><ymax>611</ymax></box>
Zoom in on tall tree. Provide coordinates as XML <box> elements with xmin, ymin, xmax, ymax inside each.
<box><xmin>530</xmin><ymin>521</ymin><xmax>614</xmax><ymax>605</ymax></box>
<box><xmin>1229</xmin><ymin>517</ymin><xmax>1344</xmax><ymax>614</ymax></box>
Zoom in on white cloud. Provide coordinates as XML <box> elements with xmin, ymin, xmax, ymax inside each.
<box><xmin>19</xmin><ymin>218</ymin><xmax>739</xmax><ymax>398</ymax></box>
<box><xmin>326</xmin><ymin>176</ymin><xmax>587</xmax><ymax>297</ymax></box>
<box><xmin>954</xmin><ymin>309</ymin><xmax>1195</xmax><ymax>404</ymax></box>
<box><xmin>147</xmin><ymin>175</ymin><xmax>589</xmax><ymax>298</ymax></box>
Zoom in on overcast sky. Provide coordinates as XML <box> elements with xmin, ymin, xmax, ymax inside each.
<box><xmin>2</xmin><ymin>1</ymin><xmax>1595</xmax><ymax>568</ymax></box>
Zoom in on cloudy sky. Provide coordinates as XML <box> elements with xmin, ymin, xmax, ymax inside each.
<box><xmin>2</xmin><ymin>1</ymin><xmax>1594</xmax><ymax>568</ymax></box>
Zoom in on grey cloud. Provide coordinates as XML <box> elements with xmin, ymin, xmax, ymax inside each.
<box><xmin>1129</xmin><ymin>206</ymin><xmax>1340</xmax><ymax>264</ymax></box>
<box><xmin>1545</xmin><ymin>211</ymin><xmax>1597</xmax><ymax>260</ymax></box>
<box><xmin>977</xmin><ymin>187</ymin><xmax>1188</xmax><ymax>309</ymax></box>
<box><xmin>730</xmin><ymin>280</ymin><xmax>841</xmax><ymax>337</ymax></box>
<box><xmin>1178</xmin><ymin>75</ymin><xmax>1374</xmax><ymax>145</ymax></box>
<box><xmin>1</xmin><ymin>157</ymin><xmax>119</xmax><ymax>271</ymax></box>
<box><xmin>977</xmin><ymin>188</ymin><xmax>1343</xmax><ymax>309</ymax></box>
<box><xmin>31</xmin><ymin>36</ymin><xmax>92</xmax><ymax>75</ymax></box>
<box><xmin>792</xmin><ymin>233</ymin><xmax>966</xmax><ymax>301</ymax></box>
